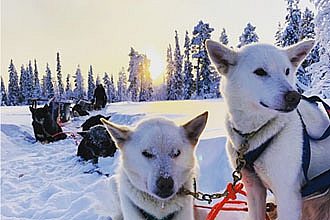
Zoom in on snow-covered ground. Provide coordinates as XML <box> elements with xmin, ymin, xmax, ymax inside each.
<box><xmin>1</xmin><ymin>99</ymin><xmax>246</xmax><ymax>220</ymax></box>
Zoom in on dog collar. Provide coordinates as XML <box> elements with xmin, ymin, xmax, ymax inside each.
<box><xmin>135</xmin><ymin>205</ymin><xmax>177</xmax><ymax>220</ymax></box>
<box><xmin>232</xmin><ymin>117</ymin><xmax>275</xmax><ymax>140</ymax></box>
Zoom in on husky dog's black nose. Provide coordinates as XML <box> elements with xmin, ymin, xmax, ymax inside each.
<box><xmin>155</xmin><ymin>176</ymin><xmax>174</xmax><ymax>199</ymax></box>
<box><xmin>284</xmin><ymin>91</ymin><xmax>301</xmax><ymax>109</ymax></box>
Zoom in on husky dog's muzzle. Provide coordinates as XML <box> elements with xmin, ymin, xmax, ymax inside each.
<box><xmin>283</xmin><ymin>91</ymin><xmax>301</xmax><ymax>112</ymax></box>
<box><xmin>261</xmin><ymin>91</ymin><xmax>301</xmax><ymax>112</ymax></box>
<box><xmin>155</xmin><ymin>176</ymin><xmax>175</xmax><ymax>199</ymax></box>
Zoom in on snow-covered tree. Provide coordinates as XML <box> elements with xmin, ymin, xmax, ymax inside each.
<box><xmin>165</xmin><ymin>44</ymin><xmax>175</xmax><ymax>100</ymax></box>
<box><xmin>19</xmin><ymin>65</ymin><xmax>27</xmax><ymax>103</ymax></box>
<box><xmin>298</xmin><ymin>7</ymin><xmax>319</xmax><ymax>85</ymax></box>
<box><xmin>127</xmin><ymin>47</ymin><xmax>142</xmax><ymax>102</ymax></box>
<box><xmin>191</xmin><ymin>20</ymin><xmax>215</xmax><ymax>98</ymax></box>
<box><xmin>103</xmin><ymin>72</ymin><xmax>116</xmax><ymax>103</ymax></box>
<box><xmin>73</xmin><ymin>65</ymin><xmax>85</xmax><ymax>99</ymax></box>
<box><xmin>41</xmin><ymin>76</ymin><xmax>47</xmax><ymax>99</ymax></box>
<box><xmin>172</xmin><ymin>30</ymin><xmax>183</xmax><ymax>100</ymax></box>
<box><xmin>117</xmin><ymin>67</ymin><xmax>128</xmax><ymax>102</ymax></box>
<box><xmin>301</xmin><ymin>8</ymin><xmax>315</xmax><ymax>39</ymax></box>
<box><xmin>139</xmin><ymin>56</ymin><xmax>153</xmax><ymax>102</ymax></box>
<box><xmin>22</xmin><ymin>61</ymin><xmax>34</xmax><ymax>103</ymax></box>
<box><xmin>182</xmin><ymin>31</ymin><xmax>194</xmax><ymax>99</ymax></box>
<box><xmin>56</xmin><ymin>52</ymin><xmax>64</xmax><ymax>99</ymax></box>
<box><xmin>87</xmin><ymin>65</ymin><xmax>95</xmax><ymax>100</ymax></box>
<box><xmin>7</xmin><ymin>60</ymin><xmax>20</xmax><ymax>105</ymax></box>
<box><xmin>45</xmin><ymin>63</ymin><xmax>55</xmax><ymax>99</ymax></box>
<box><xmin>153</xmin><ymin>84</ymin><xmax>167</xmax><ymax>101</ymax></box>
<box><xmin>280</xmin><ymin>0</ymin><xmax>302</xmax><ymax>47</ymax></box>
<box><xmin>238</xmin><ymin>23</ymin><xmax>259</xmax><ymax>48</ymax></box>
<box><xmin>32</xmin><ymin>59</ymin><xmax>41</xmax><ymax>99</ymax></box>
<box><xmin>65</xmin><ymin>74</ymin><xmax>73</xmax><ymax>99</ymax></box>
<box><xmin>1</xmin><ymin>77</ymin><xmax>8</xmax><ymax>106</ymax></box>
<box><xmin>219</xmin><ymin>28</ymin><xmax>229</xmax><ymax>45</ymax></box>
<box><xmin>208</xmin><ymin>66</ymin><xmax>221</xmax><ymax>98</ymax></box>
<box><xmin>305</xmin><ymin>0</ymin><xmax>330</xmax><ymax>98</ymax></box>
<box><xmin>275</xmin><ymin>22</ymin><xmax>284</xmax><ymax>46</ymax></box>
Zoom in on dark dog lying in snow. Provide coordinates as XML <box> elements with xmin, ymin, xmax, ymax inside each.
<box><xmin>81</xmin><ymin>114</ymin><xmax>111</xmax><ymax>131</ymax></box>
<box><xmin>29</xmin><ymin>104</ymin><xmax>67</xmax><ymax>143</ymax></box>
<box><xmin>72</xmin><ymin>103</ymin><xmax>89</xmax><ymax>117</ymax></box>
<box><xmin>77</xmin><ymin>125</ymin><xmax>117</xmax><ymax>163</ymax></box>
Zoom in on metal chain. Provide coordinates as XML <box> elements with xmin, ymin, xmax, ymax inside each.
<box><xmin>182</xmin><ymin>139</ymin><xmax>249</xmax><ymax>204</ymax></box>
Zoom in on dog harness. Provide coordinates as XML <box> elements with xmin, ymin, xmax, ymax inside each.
<box><xmin>130</xmin><ymin>200</ymin><xmax>178</xmax><ymax>220</ymax></box>
<box><xmin>299</xmin><ymin>95</ymin><xmax>330</xmax><ymax>198</ymax></box>
<box><xmin>238</xmin><ymin>95</ymin><xmax>330</xmax><ymax>199</ymax></box>
<box><xmin>136</xmin><ymin>206</ymin><xmax>177</xmax><ymax>220</ymax></box>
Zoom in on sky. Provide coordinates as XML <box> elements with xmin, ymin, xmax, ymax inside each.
<box><xmin>1</xmin><ymin>0</ymin><xmax>315</xmax><ymax>85</ymax></box>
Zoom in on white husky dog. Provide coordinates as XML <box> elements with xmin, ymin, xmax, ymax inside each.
<box><xmin>100</xmin><ymin>112</ymin><xmax>208</xmax><ymax>220</ymax></box>
<box><xmin>206</xmin><ymin>39</ymin><xmax>330</xmax><ymax>220</ymax></box>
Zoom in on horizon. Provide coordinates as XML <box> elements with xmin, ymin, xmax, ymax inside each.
<box><xmin>1</xmin><ymin>0</ymin><xmax>314</xmax><ymax>86</ymax></box>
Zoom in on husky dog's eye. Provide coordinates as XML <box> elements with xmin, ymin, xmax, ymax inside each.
<box><xmin>170</xmin><ymin>149</ymin><xmax>181</xmax><ymax>158</ymax></box>
<box><xmin>253</xmin><ymin>68</ymin><xmax>268</xmax><ymax>76</ymax></box>
<box><xmin>285</xmin><ymin>68</ymin><xmax>290</xmax><ymax>76</ymax></box>
<box><xmin>142</xmin><ymin>150</ymin><xmax>155</xmax><ymax>159</ymax></box>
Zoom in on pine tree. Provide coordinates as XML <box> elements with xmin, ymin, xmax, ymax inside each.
<box><xmin>25</xmin><ymin>61</ymin><xmax>34</xmax><ymax>102</ymax></box>
<box><xmin>7</xmin><ymin>60</ymin><xmax>20</xmax><ymax>105</ymax></box>
<box><xmin>281</xmin><ymin>0</ymin><xmax>302</xmax><ymax>47</ymax></box>
<box><xmin>182</xmin><ymin>31</ymin><xmax>194</xmax><ymax>99</ymax></box>
<box><xmin>87</xmin><ymin>65</ymin><xmax>95</xmax><ymax>100</ymax></box>
<box><xmin>32</xmin><ymin>59</ymin><xmax>41</xmax><ymax>99</ymax></box>
<box><xmin>109</xmin><ymin>74</ymin><xmax>117</xmax><ymax>102</ymax></box>
<box><xmin>117</xmin><ymin>67</ymin><xmax>128</xmax><ymax>102</ymax></box>
<box><xmin>219</xmin><ymin>28</ymin><xmax>229</xmax><ymax>45</ymax></box>
<box><xmin>103</xmin><ymin>72</ymin><xmax>112</xmax><ymax>103</ymax></box>
<box><xmin>296</xmin><ymin>8</ymin><xmax>318</xmax><ymax>90</ymax></box>
<box><xmin>19</xmin><ymin>65</ymin><xmax>27</xmax><ymax>103</ymax></box>
<box><xmin>165</xmin><ymin>44</ymin><xmax>175</xmax><ymax>100</ymax></box>
<box><xmin>1</xmin><ymin>76</ymin><xmax>8</xmax><ymax>106</ymax></box>
<box><xmin>65</xmin><ymin>74</ymin><xmax>73</xmax><ymax>99</ymax></box>
<box><xmin>73</xmin><ymin>65</ymin><xmax>85</xmax><ymax>99</ymax></box>
<box><xmin>305</xmin><ymin>0</ymin><xmax>330</xmax><ymax>98</ymax></box>
<box><xmin>172</xmin><ymin>30</ymin><xmax>184</xmax><ymax>100</ymax></box>
<box><xmin>274</xmin><ymin>22</ymin><xmax>284</xmax><ymax>46</ymax></box>
<box><xmin>238</xmin><ymin>23</ymin><xmax>259</xmax><ymax>48</ymax></box>
<box><xmin>45</xmin><ymin>63</ymin><xmax>55</xmax><ymax>99</ymax></box>
<box><xmin>191</xmin><ymin>20</ymin><xmax>215</xmax><ymax>98</ymax></box>
<box><xmin>127</xmin><ymin>47</ymin><xmax>142</xmax><ymax>101</ymax></box>
<box><xmin>139</xmin><ymin>56</ymin><xmax>153</xmax><ymax>102</ymax></box>
<box><xmin>41</xmin><ymin>76</ymin><xmax>47</xmax><ymax>99</ymax></box>
<box><xmin>301</xmin><ymin>8</ymin><xmax>315</xmax><ymax>39</ymax></box>
<box><xmin>56</xmin><ymin>52</ymin><xmax>64</xmax><ymax>99</ymax></box>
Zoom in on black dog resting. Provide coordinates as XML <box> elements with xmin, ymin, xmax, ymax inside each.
<box><xmin>29</xmin><ymin>105</ymin><xmax>67</xmax><ymax>142</ymax></box>
<box><xmin>72</xmin><ymin>103</ymin><xmax>89</xmax><ymax>117</ymax></box>
<box><xmin>81</xmin><ymin>114</ymin><xmax>111</xmax><ymax>131</ymax></box>
<box><xmin>77</xmin><ymin>125</ymin><xmax>117</xmax><ymax>163</ymax></box>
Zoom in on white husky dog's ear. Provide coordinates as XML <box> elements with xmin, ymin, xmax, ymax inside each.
<box><xmin>205</xmin><ymin>40</ymin><xmax>237</xmax><ymax>75</ymax></box>
<box><xmin>182</xmin><ymin>111</ymin><xmax>208</xmax><ymax>146</ymax></box>
<box><xmin>285</xmin><ymin>39</ymin><xmax>315</xmax><ymax>67</ymax></box>
<box><xmin>101</xmin><ymin>118</ymin><xmax>131</xmax><ymax>148</ymax></box>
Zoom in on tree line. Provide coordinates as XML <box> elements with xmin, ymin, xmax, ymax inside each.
<box><xmin>1</xmin><ymin>0</ymin><xmax>329</xmax><ymax>106</ymax></box>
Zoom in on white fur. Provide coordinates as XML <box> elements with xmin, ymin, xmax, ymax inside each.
<box><xmin>206</xmin><ymin>40</ymin><xmax>330</xmax><ymax>220</ymax></box>
<box><xmin>101</xmin><ymin>113</ymin><xmax>208</xmax><ymax>220</ymax></box>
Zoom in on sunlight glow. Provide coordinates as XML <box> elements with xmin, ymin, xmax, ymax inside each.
<box><xmin>144</xmin><ymin>47</ymin><xmax>165</xmax><ymax>81</ymax></box>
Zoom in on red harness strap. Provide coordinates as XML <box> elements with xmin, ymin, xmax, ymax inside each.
<box><xmin>51</xmin><ymin>131</ymin><xmax>79</xmax><ymax>146</ymax></box>
<box><xmin>201</xmin><ymin>182</ymin><xmax>270</xmax><ymax>220</ymax></box>
<box><xmin>206</xmin><ymin>183</ymin><xmax>246</xmax><ymax>220</ymax></box>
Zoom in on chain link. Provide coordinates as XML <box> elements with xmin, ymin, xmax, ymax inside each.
<box><xmin>182</xmin><ymin>140</ymin><xmax>249</xmax><ymax>204</ymax></box>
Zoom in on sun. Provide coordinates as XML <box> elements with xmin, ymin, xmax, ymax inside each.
<box><xmin>144</xmin><ymin>47</ymin><xmax>165</xmax><ymax>83</ymax></box>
